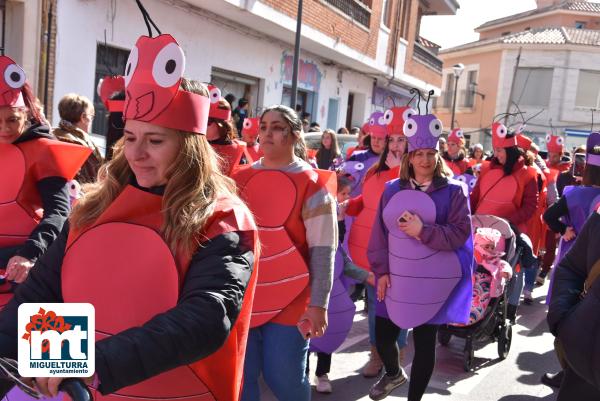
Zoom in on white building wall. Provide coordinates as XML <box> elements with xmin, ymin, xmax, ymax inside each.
<box><xmin>52</xmin><ymin>0</ymin><xmax>374</xmax><ymax>130</ymax></box>
<box><xmin>497</xmin><ymin>47</ymin><xmax>600</xmax><ymax>148</ymax></box>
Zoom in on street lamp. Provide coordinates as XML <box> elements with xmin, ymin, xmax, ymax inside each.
<box><xmin>450</xmin><ymin>63</ymin><xmax>464</xmax><ymax>130</ymax></box>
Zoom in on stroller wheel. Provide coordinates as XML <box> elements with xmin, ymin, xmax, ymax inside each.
<box><xmin>498</xmin><ymin>323</ymin><xmax>513</xmax><ymax>360</ymax></box>
<box><xmin>438</xmin><ymin>331</ymin><xmax>451</xmax><ymax>346</ymax></box>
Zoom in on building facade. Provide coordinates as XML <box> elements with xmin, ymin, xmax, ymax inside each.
<box><xmin>435</xmin><ymin>0</ymin><xmax>600</xmax><ymax>151</ymax></box>
<box><xmin>2</xmin><ymin>0</ymin><xmax>458</xmax><ymax>152</ymax></box>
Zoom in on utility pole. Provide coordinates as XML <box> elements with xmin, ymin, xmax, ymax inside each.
<box><xmin>504</xmin><ymin>47</ymin><xmax>522</xmax><ymax>125</ymax></box>
<box><xmin>290</xmin><ymin>0</ymin><xmax>303</xmax><ymax>110</ymax></box>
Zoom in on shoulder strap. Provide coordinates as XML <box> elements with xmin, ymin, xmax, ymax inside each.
<box><xmin>584</xmin><ymin>259</ymin><xmax>600</xmax><ymax>296</ymax></box>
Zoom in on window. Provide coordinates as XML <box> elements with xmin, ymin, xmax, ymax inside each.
<box><xmin>322</xmin><ymin>0</ymin><xmax>372</xmax><ymax>27</ymax></box>
<box><xmin>443</xmin><ymin>74</ymin><xmax>455</xmax><ymax>108</ymax></box>
<box><xmin>381</xmin><ymin>0</ymin><xmax>392</xmax><ymax>28</ymax></box>
<box><xmin>463</xmin><ymin>70</ymin><xmax>478</xmax><ymax>108</ymax></box>
<box><xmin>400</xmin><ymin>0</ymin><xmax>411</xmax><ymax>39</ymax></box>
<box><xmin>510</xmin><ymin>68</ymin><xmax>553</xmax><ymax>107</ymax></box>
<box><xmin>575</xmin><ymin>70</ymin><xmax>600</xmax><ymax>108</ymax></box>
<box><xmin>576</xmin><ymin>21</ymin><xmax>586</xmax><ymax>29</ymax></box>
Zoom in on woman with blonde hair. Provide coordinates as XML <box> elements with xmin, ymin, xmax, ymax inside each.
<box><xmin>0</xmin><ymin>34</ymin><xmax>258</xmax><ymax>401</ymax></box>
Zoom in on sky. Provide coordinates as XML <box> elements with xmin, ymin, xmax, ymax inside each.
<box><xmin>420</xmin><ymin>0</ymin><xmax>538</xmax><ymax>49</ymax></box>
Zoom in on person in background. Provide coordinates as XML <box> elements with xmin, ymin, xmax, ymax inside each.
<box><xmin>104</xmin><ymin>90</ymin><xmax>125</xmax><ymax>161</ymax></box>
<box><xmin>346</xmin><ymin>122</ymin><xmax>369</xmax><ymax>159</ymax></box>
<box><xmin>469</xmin><ymin>143</ymin><xmax>484</xmax><ymax>166</ymax></box>
<box><xmin>316</xmin><ymin>129</ymin><xmax>341</xmax><ymax>169</ymax></box>
<box><xmin>225</xmin><ymin>93</ymin><xmax>236</xmax><ymax>109</ymax></box>
<box><xmin>350</xmin><ymin>126</ymin><xmax>361</xmax><ymax>135</ymax></box>
<box><xmin>438</xmin><ymin>137</ymin><xmax>448</xmax><ymax>154</ymax></box>
<box><xmin>443</xmin><ymin>128</ymin><xmax>470</xmax><ymax>175</ymax></box>
<box><xmin>241</xmin><ymin>117</ymin><xmax>263</xmax><ymax>163</ymax></box>
<box><xmin>302</xmin><ymin>119</ymin><xmax>310</xmax><ymax>133</ymax></box>
<box><xmin>338</xmin><ymin>127</ymin><xmax>349</xmax><ymax>135</ymax></box>
<box><xmin>0</xmin><ymin>55</ymin><xmax>91</xmax><ymax>287</ymax></box>
<box><xmin>235</xmin><ymin>105</ymin><xmax>336</xmax><ymax>401</ymax></box>
<box><xmin>53</xmin><ymin>93</ymin><xmax>104</xmax><ymax>184</ymax></box>
<box><xmin>232</xmin><ymin>98</ymin><xmax>249</xmax><ymax>134</ymax></box>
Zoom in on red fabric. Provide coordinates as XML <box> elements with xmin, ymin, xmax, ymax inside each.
<box><xmin>444</xmin><ymin>158</ymin><xmax>469</xmax><ymax>175</ymax></box>
<box><xmin>0</xmin><ymin>140</ymin><xmax>90</xmax><ymax>248</ymax></box>
<box><xmin>348</xmin><ymin>166</ymin><xmax>399</xmax><ymax>270</ymax></box>
<box><xmin>345</xmin><ymin>196</ymin><xmax>364</xmax><ymax>217</ymax></box>
<box><xmin>471</xmin><ymin>160</ymin><xmax>538</xmax><ymax>234</ymax></box>
<box><xmin>98</xmin><ymin>76</ymin><xmax>125</xmax><ymax>109</ymax></box>
<box><xmin>212</xmin><ymin>140</ymin><xmax>248</xmax><ymax>176</ymax></box>
<box><xmin>63</xmin><ymin>185</ymin><xmax>257</xmax><ymax>401</ymax></box>
<box><xmin>0</xmin><ymin>56</ymin><xmax>25</xmax><ymax>107</ymax></box>
<box><xmin>123</xmin><ymin>35</ymin><xmax>210</xmax><ymax>135</ymax></box>
<box><xmin>234</xmin><ymin>166</ymin><xmax>331</xmax><ymax>326</ymax></box>
<box><xmin>245</xmin><ymin>143</ymin><xmax>263</xmax><ymax>163</ymax></box>
<box><xmin>491</xmin><ymin>122</ymin><xmax>517</xmax><ymax>149</ymax></box>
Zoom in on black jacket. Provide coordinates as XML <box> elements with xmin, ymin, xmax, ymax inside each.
<box><xmin>11</xmin><ymin>124</ymin><xmax>71</xmax><ymax>262</ymax></box>
<box><xmin>0</xmin><ymin>199</ymin><xmax>255</xmax><ymax>394</ymax></box>
<box><xmin>548</xmin><ymin>211</ymin><xmax>600</xmax><ymax>391</ymax></box>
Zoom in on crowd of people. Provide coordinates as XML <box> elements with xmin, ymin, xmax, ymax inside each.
<box><xmin>0</xmin><ymin>15</ymin><xmax>599</xmax><ymax>401</ymax></box>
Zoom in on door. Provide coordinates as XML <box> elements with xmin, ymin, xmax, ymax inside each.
<box><xmin>327</xmin><ymin>98</ymin><xmax>339</xmax><ymax>130</ymax></box>
<box><xmin>345</xmin><ymin>92</ymin><xmax>355</xmax><ymax>130</ymax></box>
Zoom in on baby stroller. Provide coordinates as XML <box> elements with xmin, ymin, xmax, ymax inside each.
<box><xmin>437</xmin><ymin>215</ymin><xmax>518</xmax><ymax>372</ymax></box>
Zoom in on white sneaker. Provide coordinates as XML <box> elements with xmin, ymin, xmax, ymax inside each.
<box><xmin>315</xmin><ymin>374</ymin><xmax>333</xmax><ymax>393</ymax></box>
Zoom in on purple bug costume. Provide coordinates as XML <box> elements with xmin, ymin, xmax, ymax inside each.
<box><xmin>368</xmin><ymin>113</ymin><xmax>474</xmax><ymax>329</ymax></box>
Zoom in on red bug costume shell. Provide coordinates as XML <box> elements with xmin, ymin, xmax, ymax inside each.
<box><xmin>234</xmin><ymin>167</ymin><xmax>336</xmax><ymax>327</ymax></box>
<box><xmin>97</xmin><ymin>75</ymin><xmax>125</xmax><ymax>112</ymax></box>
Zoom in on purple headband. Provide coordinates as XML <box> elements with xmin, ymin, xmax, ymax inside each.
<box><xmin>402</xmin><ymin>114</ymin><xmax>443</xmax><ymax>152</ymax></box>
<box><xmin>587</xmin><ymin>132</ymin><xmax>600</xmax><ymax>166</ymax></box>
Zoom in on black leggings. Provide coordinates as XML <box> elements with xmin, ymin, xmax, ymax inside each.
<box><xmin>305</xmin><ymin>352</ymin><xmax>332</xmax><ymax>377</ymax></box>
<box><xmin>375</xmin><ymin>317</ymin><xmax>438</xmax><ymax>401</ymax></box>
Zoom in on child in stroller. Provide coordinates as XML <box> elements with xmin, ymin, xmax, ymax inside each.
<box><xmin>469</xmin><ymin>227</ymin><xmax>513</xmax><ymax>325</ymax></box>
<box><xmin>438</xmin><ymin>215</ymin><xmax>517</xmax><ymax>371</ymax></box>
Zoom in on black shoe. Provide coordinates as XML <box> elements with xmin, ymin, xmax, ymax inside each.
<box><xmin>541</xmin><ymin>371</ymin><xmax>564</xmax><ymax>388</ymax></box>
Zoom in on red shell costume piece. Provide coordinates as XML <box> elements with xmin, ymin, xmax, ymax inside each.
<box><xmin>212</xmin><ymin>139</ymin><xmax>249</xmax><ymax>176</ymax></box>
<box><xmin>234</xmin><ymin>167</ymin><xmax>335</xmax><ymax>327</ymax></box>
<box><xmin>61</xmin><ymin>185</ymin><xmax>258</xmax><ymax>401</ymax></box>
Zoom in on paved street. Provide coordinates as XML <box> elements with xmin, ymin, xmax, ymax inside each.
<box><xmin>261</xmin><ymin>281</ymin><xmax>560</xmax><ymax>400</ymax></box>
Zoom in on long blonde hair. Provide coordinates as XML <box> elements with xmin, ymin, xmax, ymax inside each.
<box><xmin>70</xmin><ymin>79</ymin><xmax>240</xmax><ymax>255</ymax></box>
<box><xmin>399</xmin><ymin>150</ymin><xmax>453</xmax><ymax>181</ymax></box>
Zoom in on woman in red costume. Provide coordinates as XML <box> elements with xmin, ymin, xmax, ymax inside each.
<box><xmin>207</xmin><ymin>85</ymin><xmax>249</xmax><ymax>175</ymax></box>
<box><xmin>442</xmin><ymin>128</ymin><xmax>470</xmax><ymax>175</ymax></box>
<box><xmin>241</xmin><ymin>117</ymin><xmax>263</xmax><ymax>162</ymax></box>
<box><xmin>0</xmin><ymin>33</ymin><xmax>258</xmax><ymax>401</ymax></box>
<box><xmin>0</xmin><ymin>55</ymin><xmax>90</xmax><ymax>288</ymax></box>
<box><xmin>234</xmin><ymin>105</ymin><xmax>337</xmax><ymax>401</ymax></box>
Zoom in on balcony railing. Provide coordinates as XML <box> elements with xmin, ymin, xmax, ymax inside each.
<box><xmin>322</xmin><ymin>0</ymin><xmax>372</xmax><ymax>28</ymax></box>
<box><xmin>412</xmin><ymin>42</ymin><xmax>443</xmax><ymax>74</ymax></box>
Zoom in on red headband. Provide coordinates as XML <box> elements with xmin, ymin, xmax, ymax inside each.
<box><xmin>207</xmin><ymin>85</ymin><xmax>232</xmax><ymax>121</ymax></box>
<box><xmin>491</xmin><ymin>122</ymin><xmax>516</xmax><ymax>149</ymax></box>
<box><xmin>123</xmin><ymin>34</ymin><xmax>210</xmax><ymax>134</ymax></box>
<box><xmin>546</xmin><ymin>134</ymin><xmax>565</xmax><ymax>154</ymax></box>
<box><xmin>0</xmin><ymin>55</ymin><xmax>26</xmax><ymax>107</ymax></box>
<box><xmin>242</xmin><ymin>117</ymin><xmax>260</xmax><ymax>136</ymax></box>
<box><xmin>98</xmin><ymin>75</ymin><xmax>125</xmax><ymax>113</ymax></box>
<box><xmin>448</xmin><ymin>128</ymin><xmax>465</xmax><ymax>145</ymax></box>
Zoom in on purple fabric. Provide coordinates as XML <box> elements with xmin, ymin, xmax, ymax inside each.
<box><xmin>403</xmin><ymin>114</ymin><xmax>442</xmax><ymax>152</ymax></box>
<box><xmin>556</xmin><ymin>186</ymin><xmax>600</xmax><ymax>262</ymax></box>
<box><xmin>310</xmin><ymin>248</ymin><xmax>356</xmax><ymax>353</ymax></box>
<box><xmin>4</xmin><ymin>388</ymin><xmax>63</xmax><ymax>401</ymax></box>
<box><xmin>586</xmin><ymin>153</ymin><xmax>600</xmax><ymax>167</ymax></box>
<box><xmin>586</xmin><ymin>132</ymin><xmax>600</xmax><ymax>152</ymax></box>
<box><xmin>368</xmin><ymin>178</ymin><xmax>473</xmax><ymax>328</ymax></box>
<box><xmin>342</xmin><ymin>151</ymin><xmax>379</xmax><ymax>197</ymax></box>
<box><xmin>454</xmin><ymin>174</ymin><xmax>477</xmax><ymax>192</ymax></box>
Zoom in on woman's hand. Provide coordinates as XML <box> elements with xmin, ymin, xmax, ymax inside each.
<box><xmin>33</xmin><ymin>376</ymin><xmax>94</xmax><ymax>397</ymax></box>
<box><xmin>5</xmin><ymin>256</ymin><xmax>34</xmax><ymax>283</ymax></box>
<box><xmin>377</xmin><ymin>274</ymin><xmax>390</xmax><ymax>302</ymax></box>
<box><xmin>337</xmin><ymin>201</ymin><xmax>348</xmax><ymax>220</ymax></box>
<box><xmin>398</xmin><ymin>212</ymin><xmax>423</xmax><ymax>239</ymax></box>
<box><xmin>562</xmin><ymin>226</ymin><xmax>576</xmax><ymax>242</ymax></box>
<box><xmin>299</xmin><ymin>306</ymin><xmax>328</xmax><ymax>338</ymax></box>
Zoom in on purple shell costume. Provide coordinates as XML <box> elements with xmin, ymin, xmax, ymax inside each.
<box><xmin>309</xmin><ymin>248</ymin><xmax>356</xmax><ymax>354</ymax></box>
<box><xmin>368</xmin><ymin>114</ymin><xmax>473</xmax><ymax>329</ymax></box>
